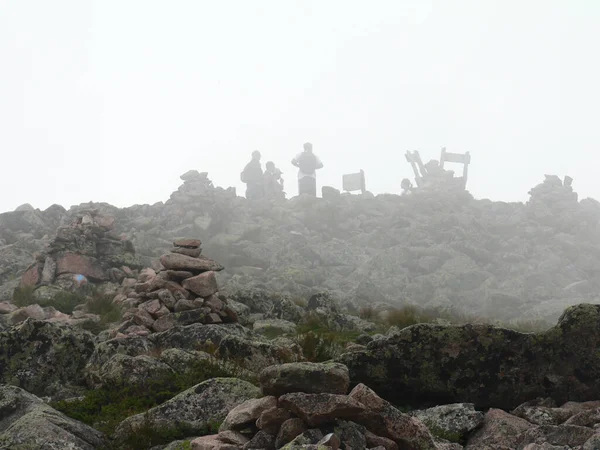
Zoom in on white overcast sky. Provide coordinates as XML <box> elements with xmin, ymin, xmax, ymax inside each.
<box><xmin>1</xmin><ymin>1</ymin><xmax>599</xmax><ymax>213</ymax></box>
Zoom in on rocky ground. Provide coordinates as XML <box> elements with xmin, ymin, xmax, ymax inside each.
<box><xmin>2</xmin><ymin>172</ymin><xmax>600</xmax><ymax>448</ymax></box>
<box><xmin>3</xmin><ymin>172</ymin><xmax>600</xmax><ymax>325</ymax></box>
<box><xmin>3</xmin><ymin>283</ymin><xmax>600</xmax><ymax>448</ymax></box>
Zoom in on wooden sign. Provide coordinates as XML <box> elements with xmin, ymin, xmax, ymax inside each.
<box><xmin>343</xmin><ymin>170</ymin><xmax>366</xmax><ymax>193</ymax></box>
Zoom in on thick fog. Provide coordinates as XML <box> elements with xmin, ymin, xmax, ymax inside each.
<box><xmin>0</xmin><ymin>1</ymin><xmax>599</xmax><ymax>213</ymax></box>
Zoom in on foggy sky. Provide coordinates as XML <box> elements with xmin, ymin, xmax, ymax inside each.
<box><xmin>1</xmin><ymin>1</ymin><xmax>599</xmax><ymax>213</ymax></box>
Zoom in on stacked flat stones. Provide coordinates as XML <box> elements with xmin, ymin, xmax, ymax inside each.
<box><xmin>114</xmin><ymin>238</ymin><xmax>237</xmax><ymax>336</ymax></box>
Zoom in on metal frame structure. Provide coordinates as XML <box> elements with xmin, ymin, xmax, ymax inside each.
<box><xmin>405</xmin><ymin>148</ymin><xmax>471</xmax><ymax>189</ymax></box>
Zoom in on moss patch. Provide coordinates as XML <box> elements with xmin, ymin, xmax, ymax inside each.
<box><xmin>52</xmin><ymin>358</ymin><xmax>255</xmax><ymax>443</ymax></box>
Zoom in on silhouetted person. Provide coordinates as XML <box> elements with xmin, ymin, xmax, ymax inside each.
<box><xmin>401</xmin><ymin>178</ymin><xmax>414</xmax><ymax>196</ymax></box>
<box><xmin>241</xmin><ymin>150</ymin><xmax>264</xmax><ymax>200</ymax></box>
<box><xmin>264</xmin><ymin>161</ymin><xmax>285</xmax><ymax>200</ymax></box>
<box><xmin>291</xmin><ymin>142</ymin><xmax>323</xmax><ymax>197</ymax></box>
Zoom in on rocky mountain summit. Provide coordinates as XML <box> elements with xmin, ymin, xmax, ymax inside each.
<box><xmin>2</xmin><ymin>172</ymin><xmax>600</xmax><ymax>326</ymax></box>
<box><xmin>2</xmin><ymin>172</ymin><xmax>600</xmax><ymax>448</ymax></box>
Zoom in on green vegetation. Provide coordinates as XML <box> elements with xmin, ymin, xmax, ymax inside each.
<box><xmin>117</xmin><ymin>415</ymin><xmax>215</xmax><ymax>450</ymax></box>
<box><xmin>11</xmin><ymin>285</ymin><xmax>35</xmax><ymax>306</ymax></box>
<box><xmin>81</xmin><ymin>292</ymin><xmax>123</xmax><ymax>334</ymax></box>
<box><xmin>52</xmin><ymin>357</ymin><xmax>255</xmax><ymax>447</ymax></box>
<box><xmin>294</xmin><ymin>313</ymin><xmax>364</xmax><ymax>362</ymax></box>
<box><xmin>13</xmin><ymin>285</ymin><xmax>86</xmax><ymax>314</ymax></box>
<box><xmin>359</xmin><ymin>304</ymin><xmax>550</xmax><ymax>333</ymax></box>
<box><xmin>292</xmin><ymin>297</ymin><xmax>308</xmax><ymax>308</ymax></box>
<box><xmin>12</xmin><ymin>285</ymin><xmax>122</xmax><ymax>333</ymax></box>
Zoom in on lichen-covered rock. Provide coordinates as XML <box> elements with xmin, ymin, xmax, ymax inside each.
<box><xmin>150</xmin><ymin>323</ymin><xmax>253</xmax><ymax>353</ymax></box>
<box><xmin>276</xmin><ymin>418</ymin><xmax>309</xmax><ymax>448</ymax></box>
<box><xmin>260</xmin><ymin>362</ymin><xmax>350</xmax><ymax>397</ymax></box>
<box><xmin>329</xmin><ymin>420</ymin><xmax>365</xmax><ymax>449</ymax></box>
<box><xmin>218</xmin><ymin>430</ymin><xmax>250</xmax><ymax>446</ymax></box>
<box><xmin>584</xmin><ymin>434</ymin><xmax>600</xmax><ymax>450</ymax></box>
<box><xmin>219</xmin><ymin>396</ymin><xmax>278</xmax><ymax>432</ymax></box>
<box><xmin>412</xmin><ymin>403</ymin><xmax>484</xmax><ymax>443</ymax></box>
<box><xmin>465</xmin><ymin>408</ymin><xmax>533</xmax><ymax>449</ymax></box>
<box><xmin>564</xmin><ymin>407</ymin><xmax>600</xmax><ymax>427</ymax></box>
<box><xmin>0</xmin><ymin>384</ymin><xmax>107</xmax><ymax>449</ymax></box>
<box><xmin>253</xmin><ymin>318</ymin><xmax>297</xmax><ymax>336</ymax></box>
<box><xmin>243</xmin><ymin>430</ymin><xmax>276</xmax><ymax>450</ymax></box>
<box><xmin>225</xmin><ymin>300</ymin><xmax>251</xmax><ymax>326</ymax></box>
<box><xmin>348</xmin><ymin>383</ymin><xmax>438</xmax><ymax>450</ymax></box>
<box><xmin>91</xmin><ymin>353</ymin><xmax>175</xmax><ymax>389</ymax></box>
<box><xmin>84</xmin><ymin>334</ymin><xmax>155</xmax><ymax>384</ymax></box>
<box><xmin>217</xmin><ymin>335</ymin><xmax>296</xmax><ymax>373</ymax></box>
<box><xmin>257</xmin><ymin>406</ymin><xmax>294</xmax><ymax>434</ymax></box>
<box><xmin>191</xmin><ymin>434</ymin><xmax>238</xmax><ymax>450</ymax></box>
<box><xmin>0</xmin><ymin>319</ymin><xmax>96</xmax><ymax>398</ymax></box>
<box><xmin>158</xmin><ymin>348</ymin><xmax>213</xmax><ymax>373</ymax></box>
<box><xmin>226</xmin><ymin>288</ymin><xmax>277</xmax><ymax>315</ymax></box>
<box><xmin>511</xmin><ymin>402</ymin><xmax>575</xmax><ymax>426</ymax></box>
<box><xmin>281</xmin><ymin>429</ymin><xmax>324</xmax><ymax>448</ymax></box>
<box><xmin>279</xmin><ymin>393</ymin><xmax>366</xmax><ymax>427</ymax></box>
<box><xmin>364</xmin><ymin>430</ymin><xmax>399</xmax><ymax>450</ymax></box>
<box><xmin>515</xmin><ymin>424</ymin><xmax>595</xmax><ymax>447</ymax></box>
<box><xmin>339</xmin><ymin>304</ymin><xmax>600</xmax><ymax>410</ymax></box>
<box><xmin>115</xmin><ymin>378</ymin><xmax>261</xmax><ymax>442</ymax></box>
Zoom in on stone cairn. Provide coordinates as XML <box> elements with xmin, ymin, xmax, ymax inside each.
<box><xmin>169</xmin><ymin>170</ymin><xmax>236</xmax><ymax>205</ymax></box>
<box><xmin>113</xmin><ymin>238</ymin><xmax>237</xmax><ymax>337</ymax></box>
<box><xmin>527</xmin><ymin>175</ymin><xmax>579</xmax><ymax>213</ymax></box>
<box><xmin>19</xmin><ymin>209</ymin><xmax>142</xmax><ymax>298</ymax></box>
<box><xmin>191</xmin><ymin>362</ymin><xmax>450</xmax><ymax>450</ymax></box>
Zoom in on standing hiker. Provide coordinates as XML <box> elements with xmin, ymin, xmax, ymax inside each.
<box><xmin>291</xmin><ymin>142</ymin><xmax>323</xmax><ymax>197</ymax></box>
<box><xmin>241</xmin><ymin>150</ymin><xmax>264</xmax><ymax>200</ymax></box>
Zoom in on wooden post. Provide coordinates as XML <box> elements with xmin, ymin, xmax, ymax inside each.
<box><xmin>360</xmin><ymin>169</ymin><xmax>366</xmax><ymax>194</ymax></box>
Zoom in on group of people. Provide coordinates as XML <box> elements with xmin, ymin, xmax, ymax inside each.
<box><xmin>240</xmin><ymin>142</ymin><xmax>323</xmax><ymax>200</ymax></box>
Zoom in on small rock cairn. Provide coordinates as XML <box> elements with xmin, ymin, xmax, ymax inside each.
<box><xmin>169</xmin><ymin>170</ymin><xmax>236</xmax><ymax>205</ymax></box>
<box><xmin>114</xmin><ymin>238</ymin><xmax>237</xmax><ymax>337</ymax></box>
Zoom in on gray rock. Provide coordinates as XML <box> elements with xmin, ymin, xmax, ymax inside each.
<box><xmin>283</xmin><ymin>429</ymin><xmax>324</xmax><ymax>447</ymax></box>
<box><xmin>158</xmin><ymin>348</ymin><xmax>213</xmax><ymax>373</ymax></box>
<box><xmin>217</xmin><ymin>335</ymin><xmax>296</xmax><ymax>373</ymax></box>
<box><xmin>516</xmin><ymin>424</ymin><xmax>595</xmax><ymax>447</ymax></box>
<box><xmin>219</xmin><ymin>396</ymin><xmax>278</xmax><ymax>432</ymax></box>
<box><xmin>160</xmin><ymin>253</ymin><xmax>224</xmax><ymax>273</ymax></box>
<box><xmin>243</xmin><ymin>430</ymin><xmax>276</xmax><ymax>450</ymax></box>
<box><xmin>330</xmin><ymin>420</ymin><xmax>365</xmax><ymax>449</ymax></box>
<box><xmin>0</xmin><ymin>384</ymin><xmax>107</xmax><ymax>449</ymax></box>
<box><xmin>253</xmin><ymin>318</ymin><xmax>297</xmax><ymax>336</ymax></box>
<box><xmin>0</xmin><ymin>319</ymin><xmax>96</xmax><ymax>398</ymax></box>
<box><xmin>260</xmin><ymin>362</ymin><xmax>350</xmax><ymax>397</ymax></box>
<box><xmin>279</xmin><ymin>393</ymin><xmax>366</xmax><ymax>427</ymax></box>
<box><xmin>226</xmin><ymin>300</ymin><xmax>251</xmax><ymax>326</ymax></box>
<box><xmin>114</xmin><ymin>378</ymin><xmax>261</xmax><ymax>442</ymax></box>
<box><xmin>585</xmin><ymin>434</ymin><xmax>600</xmax><ymax>450</ymax></box>
<box><xmin>412</xmin><ymin>403</ymin><xmax>484</xmax><ymax>443</ymax></box>
<box><xmin>276</xmin><ymin>418</ymin><xmax>309</xmax><ymax>448</ymax></box>
<box><xmin>465</xmin><ymin>408</ymin><xmax>533</xmax><ymax>449</ymax></box>
<box><xmin>91</xmin><ymin>353</ymin><xmax>174</xmax><ymax>389</ymax></box>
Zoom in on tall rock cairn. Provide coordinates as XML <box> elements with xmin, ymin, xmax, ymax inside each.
<box><xmin>19</xmin><ymin>209</ymin><xmax>142</xmax><ymax>295</ymax></box>
<box><xmin>115</xmin><ymin>238</ymin><xmax>237</xmax><ymax>336</ymax></box>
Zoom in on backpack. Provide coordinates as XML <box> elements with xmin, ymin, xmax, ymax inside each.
<box><xmin>241</xmin><ymin>161</ymin><xmax>262</xmax><ymax>184</ymax></box>
<box><xmin>297</xmin><ymin>152</ymin><xmax>318</xmax><ymax>174</ymax></box>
